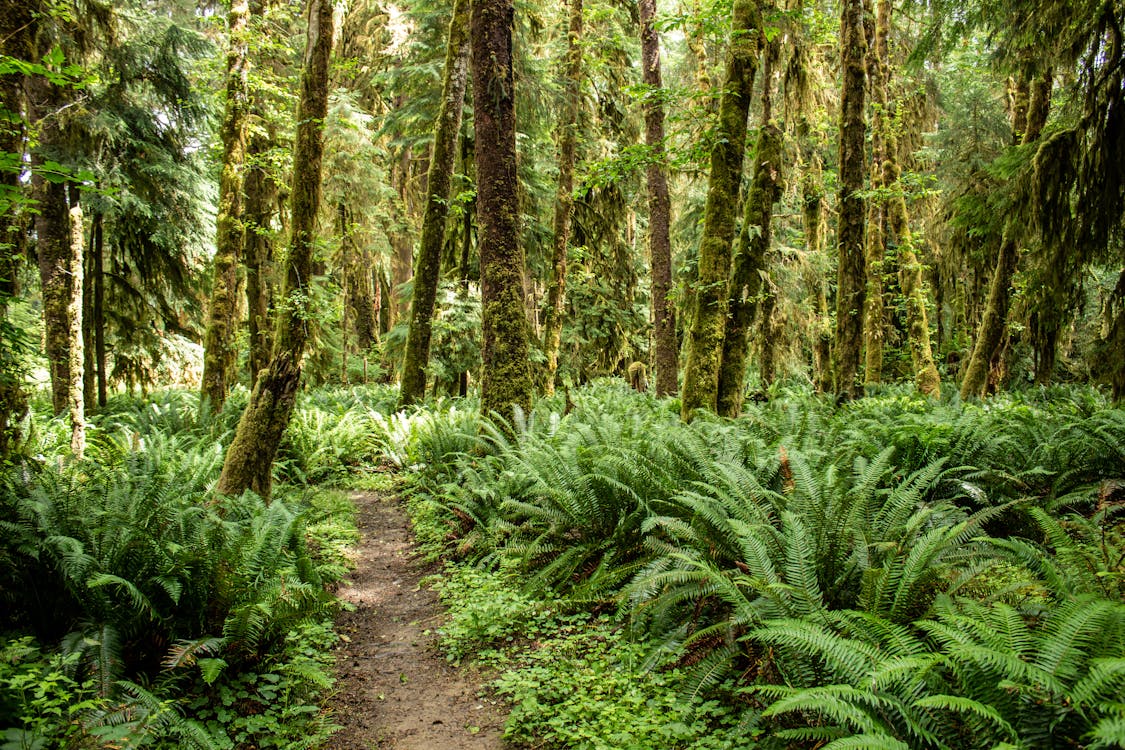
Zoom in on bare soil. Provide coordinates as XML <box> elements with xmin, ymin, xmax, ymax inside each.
<box><xmin>327</xmin><ymin>491</ymin><xmax>507</xmax><ymax>749</ymax></box>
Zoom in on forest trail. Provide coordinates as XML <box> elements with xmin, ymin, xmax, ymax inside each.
<box><xmin>327</xmin><ymin>490</ymin><xmax>507</xmax><ymax>749</ymax></box>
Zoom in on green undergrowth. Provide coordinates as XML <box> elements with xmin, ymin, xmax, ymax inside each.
<box><xmin>1</xmin><ymin>388</ymin><xmax>366</xmax><ymax>749</ymax></box>
<box><xmin>400</xmin><ymin>380</ymin><xmax>1125</xmax><ymax>749</ymax></box>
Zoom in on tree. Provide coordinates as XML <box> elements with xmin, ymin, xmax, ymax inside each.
<box><xmin>638</xmin><ymin>0</ymin><xmax>676</xmax><ymax>397</ymax></box>
<box><xmin>832</xmin><ymin>0</ymin><xmax>867</xmax><ymax>400</ymax></box>
<box><xmin>472</xmin><ymin>0</ymin><xmax>533</xmax><ymax>420</ymax></box>
<box><xmin>540</xmin><ymin>0</ymin><xmax>584</xmax><ymax>393</ymax></box>
<box><xmin>399</xmin><ymin>0</ymin><xmax>471</xmax><ymax>407</ymax></box>
<box><xmin>200</xmin><ymin>0</ymin><xmax>250</xmax><ymax>411</ymax></box>
<box><xmin>217</xmin><ymin>0</ymin><xmax>333</xmax><ymax>498</ymax></box>
<box><xmin>679</xmin><ymin>0</ymin><xmax>762</xmax><ymax>419</ymax></box>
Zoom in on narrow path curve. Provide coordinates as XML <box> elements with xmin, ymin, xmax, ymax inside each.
<box><xmin>328</xmin><ymin>490</ymin><xmax>506</xmax><ymax>749</ymax></box>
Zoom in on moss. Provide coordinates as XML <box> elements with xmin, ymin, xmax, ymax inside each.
<box><xmin>680</xmin><ymin>0</ymin><xmax>761</xmax><ymax>420</ymax></box>
<box><xmin>400</xmin><ymin>0</ymin><xmax>471</xmax><ymax>407</ymax></box>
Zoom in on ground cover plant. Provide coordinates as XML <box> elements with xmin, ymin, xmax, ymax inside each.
<box><xmin>401</xmin><ymin>381</ymin><xmax>1125</xmax><ymax>749</ymax></box>
<box><xmin>0</xmin><ymin>388</ymin><xmax>373</xmax><ymax>749</ymax></box>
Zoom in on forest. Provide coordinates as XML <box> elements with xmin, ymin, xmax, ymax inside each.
<box><xmin>1</xmin><ymin>0</ymin><xmax>1124</xmax><ymax>746</ymax></box>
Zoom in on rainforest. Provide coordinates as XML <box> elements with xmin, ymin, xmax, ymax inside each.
<box><xmin>1</xmin><ymin>0</ymin><xmax>1123</xmax><ymax>747</ymax></box>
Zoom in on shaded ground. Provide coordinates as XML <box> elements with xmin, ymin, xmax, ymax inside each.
<box><xmin>328</xmin><ymin>490</ymin><xmax>506</xmax><ymax>749</ymax></box>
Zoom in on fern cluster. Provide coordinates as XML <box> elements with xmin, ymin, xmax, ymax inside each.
<box><xmin>402</xmin><ymin>383</ymin><xmax>1125</xmax><ymax>748</ymax></box>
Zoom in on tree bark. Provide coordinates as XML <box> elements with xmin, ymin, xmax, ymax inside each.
<box><xmin>201</xmin><ymin>0</ymin><xmax>251</xmax><ymax>412</ymax></box>
<box><xmin>67</xmin><ymin>204</ymin><xmax>85</xmax><ymax>459</ymax></box>
<box><xmin>34</xmin><ymin>175</ymin><xmax>72</xmax><ymax>415</ymax></box>
<box><xmin>717</xmin><ymin>123</ymin><xmax>783</xmax><ymax>416</ymax></box>
<box><xmin>863</xmin><ymin>0</ymin><xmax>887</xmax><ymax>386</ymax></box>
<box><xmin>540</xmin><ymin>0</ymin><xmax>584</xmax><ymax>394</ymax></box>
<box><xmin>472</xmin><ymin>0</ymin><xmax>533</xmax><ymax>420</ymax></box>
<box><xmin>243</xmin><ymin>124</ymin><xmax>277</xmax><ymax>388</ymax></box>
<box><xmin>833</xmin><ymin>0</ymin><xmax>868</xmax><ymax>400</ymax></box>
<box><xmin>399</xmin><ymin>0</ymin><xmax>471</xmax><ymax>407</ymax></box>
<box><xmin>217</xmin><ymin>0</ymin><xmax>333</xmax><ymax>499</ymax></box>
<box><xmin>960</xmin><ymin>69</ymin><xmax>1048</xmax><ymax>400</ymax></box>
<box><xmin>679</xmin><ymin>0</ymin><xmax>761</xmax><ymax>419</ymax></box>
<box><xmin>803</xmin><ymin>158</ymin><xmax>833</xmax><ymax>394</ymax></box>
<box><xmin>639</xmin><ymin>0</ymin><xmax>676</xmax><ymax>397</ymax></box>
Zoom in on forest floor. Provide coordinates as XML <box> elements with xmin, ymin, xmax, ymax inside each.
<box><xmin>326</xmin><ymin>490</ymin><xmax>507</xmax><ymax>749</ymax></box>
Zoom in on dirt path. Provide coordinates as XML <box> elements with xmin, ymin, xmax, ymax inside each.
<box><xmin>328</xmin><ymin>491</ymin><xmax>506</xmax><ymax>749</ymax></box>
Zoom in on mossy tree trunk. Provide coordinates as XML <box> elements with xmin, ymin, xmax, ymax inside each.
<box><xmin>340</xmin><ymin>203</ymin><xmax>377</xmax><ymax>355</ymax></box>
<box><xmin>201</xmin><ymin>0</ymin><xmax>251</xmax><ymax>412</ymax></box>
<box><xmin>679</xmin><ymin>0</ymin><xmax>761</xmax><ymax>419</ymax></box>
<box><xmin>217</xmin><ymin>0</ymin><xmax>333</xmax><ymax>499</ymax></box>
<box><xmin>717</xmin><ymin>122</ymin><xmax>783</xmax><ymax>416</ymax></box>
<box><xmin>399</xmin><ymin>0</ymin><xmax>471</xmax><ymax>407</ymax></box>
<box><xmin>639</xmin><ymin>0</ymin><xmax>676</xmax><ymax>397</ymax></box>
<box><xmin>801</xmin><ymin>150</ymin><xmax>832</xmax><ymax>394</ymax></box>
<box><xmin>1098</xmin><ymin>269</ymin><xmax>1125</xmax><ymax>401</ymax></box>
<box><xmin>832</xmin><ymin>0</ymin><xmax>868</xmax><ymax>400</ymax></box>
<box><xmin>872</xmin><ymin>0</ymin><xmax>939</xmax><ymax>397</ymax></box>
<box><xmin>540</xmin><ymin>0</ymin><xmax>583</xmax><ymax>394</ymax></box>
<box><xmin>960</xmin><ymin>69</ymin><xmax>1049</xmax><ymax>400</ymax></box>
<box><xmin>472</xmin><ymin>0</ymin><xmax>533</xmax><ymax>420</ymax></box>
<box><xmin>244</xmin><ymin>124</ymin><xmax>277</xmax><ymax>389</ymax></box>
<box><xmin>862</xmin><ymin>0</ymin><xmax>887</xmax><ymax>386</ymax></box>
<box><xmin>33</xmin><ymin>174</ymin><xmax>72</xmax><ymax>415</ymax></box>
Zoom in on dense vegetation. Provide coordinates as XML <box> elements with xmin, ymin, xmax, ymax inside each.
<box><xmin>2</xmin><ymin>0</ymin><xmax>1123</xmax><ymax>745</ymax></box>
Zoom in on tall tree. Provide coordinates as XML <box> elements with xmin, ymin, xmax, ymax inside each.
<box><xmin>832</xmin><ymin>0</ymin><xmax>867</xmax><ymax>400</ymax></box>
<box><xmin>472</xmin><ymin>0</ymin><xmax>533</xmax><ymax>419</ymax></box>
<box><xmin>862</xmin><ymin>0</ymin><xmax>887</xmax><ymax>386</ymax></box>
<box><xmin>200</xmin><ymin>0</ymin><xmax>251</xmax><ymax>412</ymax></box>
<box><xmin>960</xmin><ymin>67</ymin><xmax>1049</xmax><ymax>400</ymax></box>
<box><xmin>717</xmin><ymin>30</ymin><xmax>784</xmax><ymax>416</ymax></box>
<box><xmin>638</xmin><ymin>0</ymin><xmax>676</xmax><ymax>397</ymax></box>
<box><xmin>540</xmin><ymin>0</ymin><xmax>584</xmax><ymax>393</ymax></box>
<box><xmin>399</xmin><ymin>0</ymin><xmax>471</xmax><ymax>407</ymax></box>
<box><xmin>217</xmin><ymin>0</ymin><xmax>333</xmax><ymax>498</ymax></box>
<box><xmin>679</xmin><ymin>0</ymin><xmax>762</xmax><ymax>419</ymax></box>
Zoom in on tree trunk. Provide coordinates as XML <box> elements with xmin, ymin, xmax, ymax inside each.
<box><xmin>872</xmin><ymin>0</ymin><xmax>939</xmax><ymax>397</ymax></box>
<box><xmin>34</xmin><ymin>176</ymin><xmax>72</xmax><ymax>415</ymax></box>
<box><xmin>67</xmin><ymin>204</ymin><xmax>85</xmax><ymax>459</ymax></box>
<box><xmin>82</xmin><ymin>220</ymin><xmax>95</xmax><ymax>410</ymax></box>
<box><xmin>217</xmin><ymin>0</ymin><xmax>333</xmax><ymax>499</ymax></box>
<box><xmin>960</xmin><ymin>70</ymin><xmax>1047</xmax><ymax>400</ymax></box>
<box><xmin>243</xmin><ymin>125</ymin><xmax>277</xmax><ymax>388</ymax></box>
<box><xmin>1099</xmin><ymin>269</ymin><xmax>1125</xmax><ymax>402</ymax></box>
<box><xmin>833</xmin><ymin>0</ymin><xmax>868</xmax><ymax>400</ymax></box>
<box><xmin>863</xmin><ymin>0</ymin><xmax>887</xmax><ymax>386</ymax></box>
<box><xmin>540</xmin><ymin>0</ymin><xmax>584</xmax><ymax>394</ymax></box>
<box><xmin>472</xmin><ymin>0</ymin><xmax>533</xmax><ymax>420</ymax></box>
<box><xmin>717</xmin><ymin>122</ymin><xmax>783</xmax><ymax>416</ymax></box>
<box><xmin>801</xmin><ymin>152</ymin><xmax>832</xmax><ymax>394</ymax></box>
<box><xmin>201</xmin><ymin>0</ymin><xmax>251</xmax><ymax>412</ymax></box>
<box><xmin>92</xmin><ymin>212</ymin><xmax>106</xmax><ymax>407</ymax></box>
<box><xmin>639</xmin><ymin>0</ymin><xmax>676</xmax><ymax>397</ymax></box>
<box><xmin>389</xmin><ymin>149</ymin><xmax>414</xmax><ymax>326</ymax></box>
<box><xmin>679</xmin><ymin>0</ymin><xmax>762</xmax><ymax>419</ymax></box>
<box><xmin>399</xmin><ymin>0</ymin><xmax>471</xmax><ymax>407</ymax></box>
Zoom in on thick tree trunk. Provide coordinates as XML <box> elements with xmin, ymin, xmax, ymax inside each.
<box><xmin>639</xmin><ymin>0</ymin><xmax>676</xmax><ymax>397</ymax></box>
<box><xmin>244</xmin><ymin>126</ymin><xmax>277</xmax><ymax>388</ymax></box>
<box><xmin>833</xmin><ymin>0</ymin><xmax>868</xmax><ymax>400</ymax></box>
<box><xmin>399</xmin><ymin>0</ymin><xmax>471</xmax><ymax>407</ymax></box>
<box><xmin>540</xmin><ymin>0</ymin><xmax>584</xmax><ymax>394</ymax></box>
<box><xmin>340</xmin><ymin>204</ymin><xmax>377</xmax><ymax>356</ymax></box>
<box><xmin>717</xmin><ymin>123</ymin><xmax>783</xmax><ymax>416</ymax></box>
<box><xmin>679</xmin><ymin>0</ymin><xmax>761</xmax><ymax>419</ymax></box>
<box><xmin>67</xmin><ymin>205</ymin><xmax>85</xmax><ymax>459</ymax></box>
<box><xmin>217</xmin><ymin>0</ymin><xmax>333</xmax><ymax>499</ymax></box>
<box><xmin>201</xmin><ymin>0</ymin><xmax>251</xmax><ymax>412</ymax></box>
<box><xmin>472</xmin><ymin>0</ymin><xmax>533</xmax><ymax>420</ymax></box>
<box><xmin>1099</xmin><ymin>269</ymin><xmax>1125</xmax><ymax>402</ymax></box>
<box><xmin>801</xmin><ymin>153</ymin><xmax>833</xmax><ymax>394</ymax></box>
